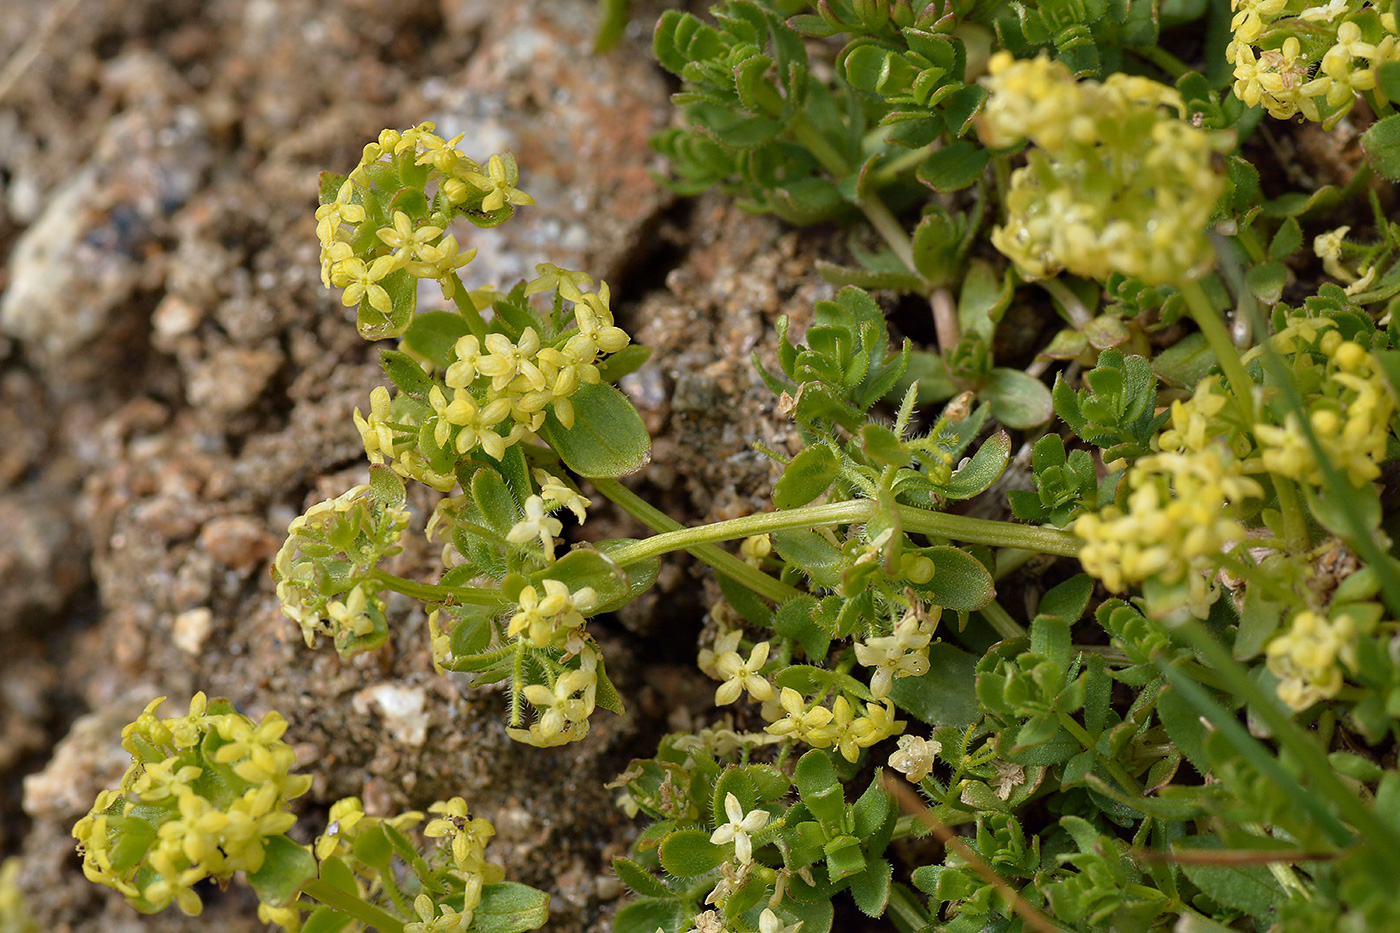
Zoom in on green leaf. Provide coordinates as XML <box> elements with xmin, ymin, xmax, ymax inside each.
<box><xmin>473</xmin><ymin>881</ymin><xmax>551</xmax><ymax>933</ymax></box>
<box><xmin>380</xmin><ymin>349</ymin><xmax>435</xmax><ymax>400</ymax></box>
<box><xmin>533</xmin><ymin>549</ymin><xmax>630</xmax><ymax>616</ymax></box>
<box><xmin>659</xmin><ymin>829</ymin><xmax>728</xmax><ymax>877</ymax></box>
<box><xmin>771</xmin><ymin>528</ymin><xmax>847</xmax><ymax>588</ymax></box>
<box><xmin>596</xmin><ymin>344</ymin><xmax>653</xmax><ymax>383</ymax></box>
<box><xmin>538</xmin><ymin>382</ymin><xmax>651</xmax><ymax>477</ymax></box>
<box><xmin>594</xmin><ymin>0</ymin><xmax>630</xmax><ymax>53</ymax></box>
<box><xmin>402</xmin><ymin>311</ymin><xmax>471</xmax><ymax>369</ymax></box>
<box><xmin>848</xmin><ymin>857</ymin><xmax>893</xmax><ymax>916</ymax></box>
<box><xmin>1151</xmin><ymin>332</ymin><xmax>1213</xmax><ymax>388</ymax></box>
<box><xmin>773</xmin><ymin>444</ymin><xmax>839</xmax><ymax>509</ymax></box>
<box><xmin>984</xmin><ymin>367</ymin><xmax>1053</xmax><ymax>429</ymax></box>
<box><xmin>919</xmin><ymin>546</ymin><xmax>995</xmax><ymax>611</ymax></box>
<box><xmin>917</xmin><ymin>140</ymin><xmax>989</xmax><ymax>192</ymax></box>
<box><xmin>357</xmin><ymin>268</ymin><xmax>416</xmax><ymax>340</ymax></box>
<box><xmin>1174</xmin><ymin>837</ymin><xmax>1283</xmax><ymax>923</ymax></box>
<box><xmin>613</xmin><ymin>899</ymin><xmax>687</xmax><ymax>933</ymax></box>
<box><xmin>318</xmin><ymin>855</ymin><xmax>359</xmax><ymax>895</ymax></box>
<box><xmin>889</xmin><ymin>643</ymin><xmax>979</xmax><ymax>725</ymax></box>
<box><xmin>1363</xmin><ymin>112</ymin><xmax>1400</xmax><ymax>181</ymax></box>
<box><xmin>351</xmin><ymin>825</ymin><xmax>393</xmax><ymax>871</ymax></box>
<box><xmin>302</xmin><ymin>908</ymin><xmax>353</xmax><ymax>933</ymax></box>
<box><xmin>1156</xmin><ymin>683</ymin><xmax>1212</xmax><ymax>775</ymax></box>
<box><xmin>1039</xmin><ymin>574</ymin><xmax>1093</xmax><ymax>623</ymax></box>
<box><xmin>944</xmin><ymin>430</ymin><xmax>1010</xmax><ymax>500</ymax></box>
<box><xmin>611</xmin><ymin>857</ymin><xmax>672</xmax><ymax>900</ymax></box>
<box><xmin>774</xmin><ymin>596</ymin><xmax>829</xmax><ymax>661</ymax></box>
<box><xmin>795</xmin><ymin>750</ymin><xmax>846</xmax><ymax>825</ymax></box>
<box><xmin>246</xmin><ymin>835</ymin><xmax>317</xmax><ymax>908</ymax></box>
<box><xmin>1245</xmin><ymin>260</ymin><xmax>1287</xmax><ymax>305</ymax></box>
<box><xmin>594</xmin><ymin>538</ymin><xmax>660</xmax><ymax>613</ymax></box>
<box><xmin>367</xmin><ymin>464</ymin><xmax>406</xmax><ymax>508</ymax></box>
<box><xmin>1268</xmin><ymin>217</ymin><xmax>1302</xmax><ymax>260</ymax></box>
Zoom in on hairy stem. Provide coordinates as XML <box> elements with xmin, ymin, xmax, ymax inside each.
<box><xmin>589</xmin><ymin>477</ymin><xmax>799</xmax><ymax>603</ymax></box>
<box><xmin>596</xmin><ymin>495</ymin><xmax>1083</xmax><ymax>571</ymax></box>
<box><xmin>370</xmin><ymin>570</ymin><xmax>505</xmax><ymax>606</ymax></box>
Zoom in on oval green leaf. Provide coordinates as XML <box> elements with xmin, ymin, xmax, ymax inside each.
<box><xmin>537</xmin><ymin>382</ymin><xmax>651</xmax><ymax>477</ymax></box>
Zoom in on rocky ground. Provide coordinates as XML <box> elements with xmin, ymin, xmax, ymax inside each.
<box><xmin>0</xmin><ymin>1</ymin><xmax>843</xmax><ymax>930</ymax></box>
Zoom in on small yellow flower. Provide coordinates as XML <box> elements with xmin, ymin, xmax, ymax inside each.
<box><xmin>463</xmin><ymin>153</ymin><xmax>535</xmax><ymax>212</ymax></box>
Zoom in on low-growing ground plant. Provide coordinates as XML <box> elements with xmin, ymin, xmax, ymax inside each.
<box><xmin>71</xmin><ymin>2</ymin><xmax>1400</xmax><ymax>931</ymax></box>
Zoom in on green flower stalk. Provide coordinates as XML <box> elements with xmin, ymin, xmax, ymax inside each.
<box><xmin>72</xmin><ymin>694</ymin><xmax>312</xmax><ymax>916</ymax></box>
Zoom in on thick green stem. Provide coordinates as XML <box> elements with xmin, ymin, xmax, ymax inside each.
<box><xmin>1133</xmin><ymin>44</ymin><xmax>1191</xmax><ymax>79</ymax></box>
<box><xmin>1180</xmin><ymin>278</ymin><xmax>1255</xmax><ymax>423</ymax></box>
<box><xmin>370</xmin><ymin>570</ymin><xmax>505</xmax><ymax>606</ymax></box>
<box><xmin>447</xmin><ymin>273</ymin><xmax>489</xmax><ymax>340</ymax></box>
<box><xmin>868</xmin><ymin>144</ymin><xmax>934</xmax><ymax>188</ymax></box>
<box><xmin>1058</xmin><ymin>711</ymin><xmax>1142</xmax><ymax>795</ymax></box>
<box><xmin>1170</xmin><ymin>616</ymin><xmax>1400</xmax><ymax>872</ymax></box>
<box><xmin>596</xmin><ymin>495</ymin><xmax>1083</xmax><ymax>571</ymax></box>
<box><xmin>302</xmin><ymin>878</ymin><xmax>405</xmax><ymax>933</ymax></box>
<box><xmin>589</xmin><ymin>477</ymin><xmax>799</xmax><ymax>604</ymax></box>
<box><xmin>790</xmin><ymin>115</ymin><xmax>924</xmax><ymax>284</ymax></box>
<box><xmin>978</xmin><ymin>599</ymin><xmax>1027</xmax><ymax>640</ymax></box>
<box><xmin>860</xmin><ymin>193</ymin><xmax>922</xmax><ymax>281</ymax></box>
<box><xmin>1271</xmin><ymin>475</ymin><xmax>1311</xmax><ymax>555</ymax></box>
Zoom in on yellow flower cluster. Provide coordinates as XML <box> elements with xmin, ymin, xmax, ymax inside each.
<box><xmin>1228</xmin><ymin>9</ymin><xmax>1400</xmax><ymax>124</ymax></box>
<box><xmin>272</xmin><ymin>485</ymin><xmax>409</xmax><ymax>648</ymax></box>
<box><xmin>1255</xmin><ymin>338</ymin><xmax>1396</xmax><ymax>488</ymax></box>
<box><xmin>762</xmin><ymin>687</ymin><xmax>906</xmax><ymax>762</ymax></box>
<box><xmin>313</xmin><ymin>796</ymin><xmax>423</xmax><ymax>862</ymax></box>
<box><xmin>421</xmin><ymin>797</ymin><xmax>506</xmax><ymax>924</ymax></box>
<box><xmin>352</xmin><ymin>270</ymin><xmax>630</xmax><ymax>485</ymax></box>
<box><xmin>699</xmin><ymin>630</ymin><xmax>775</xmax><ymax>705</ymax></box>
<box><xmin>506</xmin><ymin>645</ymin><xmax>602</xmax><ymax>747</ymax></box>
<box><xmin>1266</xmin><ymin>609</ymin><xmax>1360</xmax><ymax>710</ymax></box>
<box><xmin>316</xmin><ymin>123</ymin><xmax>531</xmax><ymax>308</ymax></box>
<box><xmin>506</xmin><ymin>580</ymin><xmax>599</xmax><ymax>650</ymax></box>
<box><xmin>853</xmin><ymin>605</ymin><xmax>940</xmax><ymax>699</ymax></box>
<box><xmin>73</xmin><ymin>694</ymin><xmax>312</xmax><ymax>916</ymax></box>
<box><xmin>1076</xmin><ymin>447</ymin><xmax>1263</xmax><ymax>617</ymax></box>
<box><xmin>978</xmin><ymin>52</ymin><xmax>1228</xmax><ymax>286</ymax></box>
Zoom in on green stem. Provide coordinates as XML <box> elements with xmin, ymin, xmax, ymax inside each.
<box><xmin>897</xmin><ymin>505</ymin><xmax>1082</xmax><ymax>556</ymax></box>
<box><xmin>1058</xmin><ymin>711</ymin><xmax>1142</xmax><ymax>795</ymax></box>
<box><xmin>370</xmin><ymin>570</ymin><xmax>505</xmax><ymax>606</ymax></box>
<box><xmin>1179</xmin><ymin>278</ymin><xmax>1255</xmax><ymax>422</ymax></box>
<box><xmin>588</xmin><ymin>477</ymin><xmax>799</xmax><ymax>604</ymax></box>
<box><xmin>1171</xmin><ymin>616</ymin><xmax>1400</xmax><ymax>871</ymax></box>
<box><xmin>868</xmin><ymin>144</ymin><xmax>934</xmax><ymax>188</ymax></box>
<box><xmin>1132</xmin><ymin>44</ymin><xmax>1191</xmax><ymax>79</ymax></box>
<box><xmin>790</xmin><ymin>113</ymin><xmax>853</xmax><ymax>176</ymax></box>
<box><xmin>302</xmin><ymin>878</ymin><xmax>405</xmax><ymax>933</ymax></box>
<box><xmin>860</xmin><ymin>193</ymin><xmax>922</xmax><ymax>281</ymax></box>
<box><xmin>790</xmin><ymin>114</ymin><xmax>924</xmax><ymax>284</ymax></box>
<box><xmin>596</xmin><ymin>495</ymin><xmax>1083</xmax><ymax>571</ymax></box>
<box><xmin>1337</xmin><ymin>161</ymin><xmax>1374</xmax><ymax>205</ymax></box>
<box><xmin>1271</xmin><ymin>475</ymin><xmax>1311</xmax><ymax>555</ymax></box>
<box><xmin>1038</xmin><ymin>277</ymin><xmax>1092</xmax><ymax>329</ymax></box>
<box><xmin>447</xmin><ymin>273</ymin><xmax>489</xmax><ymax>340</ymax></box>
<box><xmin>978</xmin><ymin>599</ymin><xmax>1027</xmax><ymax>640</ymax></box>
<box><xmin>1234</xmin><ymin>226</ymin><xmax>1267</xmax><ymax>265</ymax></box>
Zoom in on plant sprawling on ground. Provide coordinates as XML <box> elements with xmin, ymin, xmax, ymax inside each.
<box><xmin>69</xmin><ymin>2</ymin><xmax>1400</xmax><ymax>931</ymax></box>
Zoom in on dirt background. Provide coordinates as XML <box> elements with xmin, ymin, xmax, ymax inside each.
<box><xmin>0</xmin><ymin>0</ymin><xmax>845</xmax><ymax>929</ymax></box>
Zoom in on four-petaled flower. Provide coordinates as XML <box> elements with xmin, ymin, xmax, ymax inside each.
<box><xmin>507</xmin><ymin>495</ymin><xmax>564</xmax><ymax>557</ymax></box>
<box><xmin>709</xmin><ymin>793</ymin><xmax>769</xmax><ymax>865</ymax></box>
